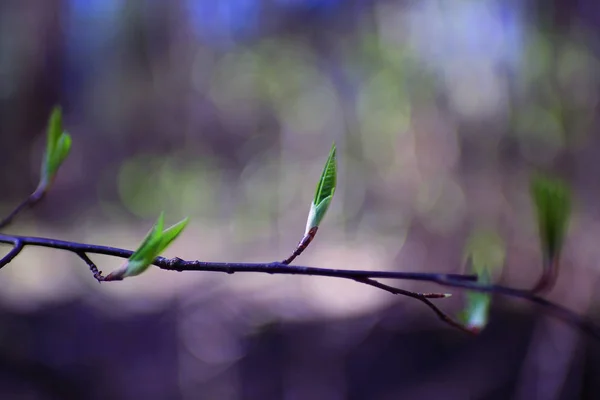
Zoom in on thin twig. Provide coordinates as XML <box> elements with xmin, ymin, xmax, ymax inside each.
<box><xmin>282</xmin><ymin>227</ymin><xmax>317</xmax><ymax>265</ymax></box>
<box><xmin>0</xmin><ymin>240</ymin><xmax>24</xmax><ymax>268</ymax></box>
<box><xmin>353</xmin><ymin>277</ymin><xmax>474</xmax><ymax>334</ymax></box>
<box><xmin>76</xmin><ymin>252</ymin><xmax>104</xmax><ymax>283</ymax></box>
<box><xmin>529</xmin><ymin>257</ymin><xmax>559</xmax><ymax>295</ymax></box>
<box><xmin>0</xmin><ymin>187</ymin><xmax>46</xmax><ymax>230</ymax></box>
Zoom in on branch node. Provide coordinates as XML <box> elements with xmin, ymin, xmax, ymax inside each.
<box><xmin>167</xmin><ymin>257</ymin><xmax>185</xmax><ymax>271</ymax></box>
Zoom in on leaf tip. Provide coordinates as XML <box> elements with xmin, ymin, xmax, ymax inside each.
<box><xmin>40</xmin><ymin>106</ymin><xmax>72</xmax><ymax>190</ymax></box>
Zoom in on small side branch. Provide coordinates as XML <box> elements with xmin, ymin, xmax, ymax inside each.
<box><xmin>352</xmin><ymin>277</ymin><xmax>474</xmax><ymax>334</ymax></box>
<box><xmin>0</xmin><ymin>187</ymin><xmax>46</xmax><ymax>230</ymax></box>
<box><xmin>76</xmin><ymin>252</ymin><xmax>105</xmax><ymax>283</ymax></box>
<box><xmin>0</xmin><ymin>240</ymin><xmax>24</xmax><ymax>268</ymax></box>
<box><xmin>529</xmin><ymin>257</ymin><xmax>559</xmax><ymax>295</ymax></box>
<box><xmin>282</xmin><ymin>227</ymin><xmax>317</xmax><ymax>265</ymax></box>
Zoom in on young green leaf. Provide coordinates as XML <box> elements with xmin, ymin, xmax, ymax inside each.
<box><xmin>46</xmin><ymin>107</ymin><xmax>62</xmax><ymax>159</ymax></box>
<box><xmin>104</xmin><ymin>214</ymin><xmax>189</xmax><ymax>280</ymax></box>
<box><xmin>313</xmin><ymin>144</ymin><xmax>337</xmax><ymax>206</ymax></box>
<box><xmin>40</xmin><ymin>106</ymin><xmax>72</xmax><ymax>189</ymax></box>
<box><xmin>459</xmin><ymin>230</ymin><xmax>505</xmax><ymax>333</ymax></box>
<box><xmin>530</xmin><ymin>174</ymin><xmax>571</xmax><ymax>263</ymax></box>
<box><xmin>463</xmin><ymin>230</ymin><xmax>505</xmax><ymax>276</ymax></box>
<box><xmin>158</xmin><ymin>217</ymin><xmax>190</xmax><ymax>253</ymax></box>
<box><xmin>127</xmin><ymin>212</ymin><xmax>165</xmax><ymax>265</ymax></box>
<box><xmin>305</xmin><ymin>143</ymin><xmax>336</xmax><ymax>235</ymax></box>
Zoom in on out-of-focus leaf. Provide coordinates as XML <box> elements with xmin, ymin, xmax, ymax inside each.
<box><xmin>46</xmin><ymin>107</ymin><xmax>62</xmax><ymax>157</ymax></box>
<box><xmin>530</xmin><ymin>174</ymin><xmax>571</xmax><ymax>262</ymax></box>
<box><xmin>105</xmin><ymin>213</ymin><xmax>189</xmax><ymax>280</ymax></box>
<box><xmin>463</xmin><ymin>231</ymin><xmax>505</xmax><ymax>275</ymax></box>
<box><xmin>40</xmin><ymin>106</ymin><xmax>72</xmax><ymax>189</ymax></box>
<box><xmin>460</xmin><ymin>230</ymin><xmax>506</xmax><ymax>333</ymax></box>
<box><xmin>305</xmin><ymin>143</ymin><xmax>336</xmax><ymax>234</ymax></box>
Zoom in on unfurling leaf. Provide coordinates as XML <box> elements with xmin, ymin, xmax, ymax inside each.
<box><xmin>460</xmin><ymin>230</ymin><xmax>505</xmax><ymax>333</ymax></box>
<box><xmin>105</xmin><ymin>213</ymin><xmax>189</xmax><ymax>280</ymax></box>
<box><xmin>530</xmin><ymin>174</ymin><xmax>571</xmax><ymax>263</ymax></box>
<box><xmin>305</xmin><ymin>143</ymin><xmax>336</xmax><ymax>234</ymax></box>
<box><xmin>39</xmin><ymin>106</ymin><xmax>72</xmax><ymax>190</ymax></box>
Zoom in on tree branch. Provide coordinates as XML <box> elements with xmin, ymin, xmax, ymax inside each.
<box><xmin>0</xmin><ymin>233</ymin><xmax>475</xmax><ymax>283</ymax></box>
<box><xmin>0</xmin><ymin>232</ymin><xmax>476</xmax><ymax>333</ymax></box>
<box><xmin>282</xmin><ymin>227</ymin><xmax>317</xmax><ymax>265</ymax></box>
<box><xmin>75</xmin><ymin>252</ymin><xmax>104</xmax><ymax>283</ymax></box>
<box><xmin>0</xmin><ymin>232</ymin><xmax>597</xmax><ymax>338</ymax></box>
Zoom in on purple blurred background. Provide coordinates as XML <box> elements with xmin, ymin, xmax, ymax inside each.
<box><xmin>1</xmin><ymin>0</ymin><xmax>600</xmax><ymax>398</ymax></box>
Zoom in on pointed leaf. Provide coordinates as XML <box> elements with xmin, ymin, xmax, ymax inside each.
<box><xmin>55</xmin><ymin>133</ymin><xmax>72</xmax><ymax>167</ymax></box>
<box><xmin>46</xmin><ymin>107</ymin><xmax>62</xmax><ymax>157</ymax></box>
<box><xmin>460</xmin><ymin>230</ymin><xmax>505</xmax><ymax>332</ymax></box>
<box><xmin>40</xmin><ymin>107</ymin><xmax>72</xmax><ymax>189</ymax></box>
<box><xmin>313</xmin><ymin>143</ymin><xmax>337</xmax><ymax>206</ymax></box>
<box><xmin>129</xmin><ymin>212</ymin><xmax>165</xmax><ymax>263</ymax></box>
<box><xmin>305</xmin><ymin>144</ymin><xmax>336</xmax><ymax>233</ymax></box>
<box><xmin>530</xmin><ymin>174</ymin><xmax>571</xmax><ymax>262</ymax></box>
<box><xmin>105</xmin><ymin>213</ymin><xmax>189</xmax><ymax>280</ymax></box>
<box><xmin>463</xmin><ymin>230</ymin><xmax>505</xmax><ymax>275</ymax></box>
<box><xmin>158</xmin><ymin>217</ymin><xmax>189</xmax><ymax>253</ymax></box>
<box><xmin>155</xmin><ymin>211</ymin><xmax>165</xmax><ymax>234</ymax></box>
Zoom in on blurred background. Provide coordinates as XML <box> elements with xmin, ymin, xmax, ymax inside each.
<box><xmin>0</xmin><ymin>0</ymin><xmax>600</xmax><ymax>398</ymax></box>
